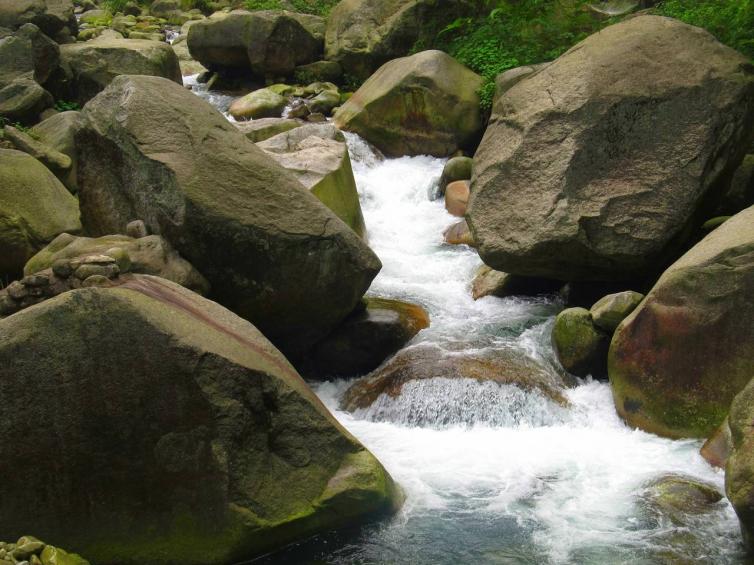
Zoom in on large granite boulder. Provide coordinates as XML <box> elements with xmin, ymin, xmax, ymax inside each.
<box><xmin>76</xmin><ymin>75</ymin><xmax>381</xmax><ymax>355</ymax></box>
<box><xmin>334</xmin><ymin>50</ymin><xmax>483</xmax><ymax>157</ymax></box>
<box><xmin>0</xmin><ymin>0</ymin><xmax>77</xmax><ymax>37</ymax></box>
<box><xmin>0</xmin><ymin>275</ymin><xmax>401</xmax><ymax>565</ymax></box>
<box><xmin>324</xmin><ymin>0</ymin><xmax>464</xmax><ymax>80</ymax></box>
<box><xmin>24</xmin><ymin>232</ymin><xmax>210</xmax><ymax>295</ymax></box>
<box><xmin>468</xmin><ymin>16</ymin><xmax>754</xmax><ymax>281</ymax></box>
<box><xmin>726</xmin><ymin>378</ymin><xmax>754</xmax><ymax>549</ymax></box>
<box><xmin>609</xmin><ymin>205</ymin><xmax>754</xmax><ymax>438</ymax></box>
<box><xmin>50</xmin><ymin>37</ymin><xmax>182</xmax><ymax>105</ymax></box>
<box><xmin>187</xmin><ymin>10</ymin><xmax>321</xmax><ymax>78</ymax></box>
<box><xmin>258</xmin><ymin>123</ymin><xmax>367</xmax><ymax>238</ymax></box>
<box><xmin>0</xmin><ymin>24</ymin><xmax>57</xmax><ymax>123</ymax></box>
<box><xmin>0</xmin><ymin>149</ymin><xmax>81</xmax><ymax>280</ymax></box>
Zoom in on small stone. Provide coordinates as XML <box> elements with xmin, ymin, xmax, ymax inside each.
<box><xmin>126</xmin><ymin>219</ymin><xmax>148</xmax><ymax>239</ymax></box>
<box><xmin>81</xmin><ymin>275</ymin><xmax>114</xmax><ymax>287</ymax></box>
<box><xmin>105</xmin><ymin>247</ymin><xmax>132</xmax><ymax>273</ymax></box>
<box><xmin>79</xmin><ymin>255</ymin><xmax>117</xmax><ymax>265</ymax></box>
<box><xmin>12</xmin><ymin>537</ymin><xmax>45</xmax><ymax>560</ymax></box>
<box><xmin>52</xmin><ymin>260</ymin><xmax>73</xmax><ymax>279</ymax></box>
<box><xmin>21</xmin><ymin>274</ymin><xmax>50</xmax><ymax>288</ymax></box>
<box><xmin>7</xmin><ymin>281</ymin><xmax>28</xmax><ymax>300</ymax></box>
<box><xmin>75</xmin><ymin>263</ymin><xmax>120</xmax><ymax>281</ymax></box>
<box><xmin>306</xmin><ymin>112</ymin><xmax>326</xmax><ymax>123</ymax></box>
<box><xmin>445</xmin><ymin>180</ymin><xmax>470</xmax><ymax>217</ymax></box>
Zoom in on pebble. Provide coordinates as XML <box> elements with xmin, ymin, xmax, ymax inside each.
<box><xmin>126</xmin><ymin>219</ymin><xmax>148</xmax><ymax>239</ymax></box>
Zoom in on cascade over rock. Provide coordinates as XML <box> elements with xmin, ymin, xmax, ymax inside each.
<box><xmin>468</xmin><ymin>15</ymin><xmax>754</xmax><ymax>281</ymax></box>
<box><xmin>609</xmin><ymin>205</ymin><xmax>754</xmax><ymax>439</ymax></box>
<box><xmin>334</xmin><ymin>50</ymin><xmax>484</xmax><ymax>157</ymax></box>
<box><xmin>0</xmin><ymin>275</ymin><xmax>401</xmax><ymax>565</ymax></box>
<box><xmin>76</xmin><ymin>75</ymin><xmax>380</xmax><ymax>356</ymax></box>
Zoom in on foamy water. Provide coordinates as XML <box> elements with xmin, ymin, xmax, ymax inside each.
<box><xmin>186</xmin><ymin>85</ymin><xmax>745</xmax><ymax>564</ymax></box>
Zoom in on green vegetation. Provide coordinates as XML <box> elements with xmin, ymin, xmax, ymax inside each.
<box><xmin>655</xmin><ymin>0</ymin><xmax>754</xmax><ymax>59</ymax></box>
<box><xmin>429</xmin><ymin>1</ymin><xmax>609</xmax><ymax>112</ymax></box>
<box><xmin>101</xmin><ymin>0</ymin><xmax>133</xmax><ymax>13</ymax></box>
<box><xmin>54</xmin><ymin>100</ymin><xmax>81</xmax><ymax>112</ymax></box>
<box><xmin>244</xmin><ymin>0</ymin><xmax>339</xmax><ymax>16</ymax></box>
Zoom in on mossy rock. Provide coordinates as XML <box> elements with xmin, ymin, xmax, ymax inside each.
<box><xmin>641</xmin><ymin>474</ymin><xmax>723</xmax><ymax>525</ymax></box>
<box><xmin>726</xmin><ymin>377</ymin><xmax>754</xmax><ymax>549</ymax></box>
<box><xmin>589</xmin><ymin>290</ymin><xmax>644</xmax><ymax>333</ymax></box>
<box><xmin>609</xmin><ymin>205</ymin><xmax>754</xmax><ymax>439</ymax></box>
<box><xmin>0</xmin><ymin>149</ymin><xmax>81</xmax><ymax>280</ymax></box>
<box><xmin>334</xmin><ymin>50</ymin><xmax>483</xmax><ymax>157</ymax></box>
<box><xmin>0</xmin><ymin>275</ymin><xmax>401</xmax><ymax>565</ymax></box>
<box><xmin>228</xmin><ymin>87</ymin><xmax>287</xmax><ymax>120</ymax></box>
<box><xmin>552</xmin><ymin>307</ymin><xmax>609</xmax><ymax>378</ymax></box>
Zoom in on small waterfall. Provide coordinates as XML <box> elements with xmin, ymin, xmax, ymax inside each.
<box><xmin>185</xmin><ymin>82</ymin><xmax>744</xmax><ymax>565</ymax></box>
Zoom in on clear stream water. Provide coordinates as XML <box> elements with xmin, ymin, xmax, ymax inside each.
<box><xmin>189</xmin><ymin>80</ymin><xmax>745</xmax><ymax>564</ymax></box>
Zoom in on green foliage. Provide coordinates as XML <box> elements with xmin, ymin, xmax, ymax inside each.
<box><xmin>243</xmin><ymin>0</ymin><xmax>339</xmax><ymax>16</ymax></box>
<box><xmin>101</xmin><ymin>0</ymin><xmax>133</xmax><ymax>13</ymax></box>
<box><xmin>434</xmin><ymin>1</ymin><xmax>608</xmax><ymax>112</ymax></box>
<box><xmin>54</xmin><ymin>100</ymin><xmax>81</xmax><ymax>112</ymax></box>
<box><xmin>655</xmin><ymin>0</ymin><xmax>754</xmax><ymax>59</ymax></box>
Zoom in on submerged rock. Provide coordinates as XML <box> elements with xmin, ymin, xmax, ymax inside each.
<box><xmin>640</xmin><ymin>474</ymin><xmax>723</xmax><ymax>525</ymax></box>
<box><xmin>0</xmin><ymin>149</ymin><xmax>81</xmax><ymax>280</ymax></box>
<box><xmin>0</xmin><ymin>275</ymin><xmax>401</xmax><ymax>565</ymax></box>
<box><xmin>50</xmin><ymin>37</ymin><xmax>182</xmax><ymax>105</ymax></box>
<box><xmin>24</xmin><ymin>232</ymin><xmax>209</xmax><ymax>294</ymax></box>
<box><xmin>187</xmin><ymin>10</ymin><xmax>321</xmax><ymax>78</ymax></box>
<box><xmin>258</xmin><ymin>123</ymin><xmax>367</xmax><ymax>238</ymax></box>
<box><xmin>76</xmin><ymin>75</ymin><xmax>380</xmax><ymax>356</ymax></box>
<box><xmin>609</xmin><ymin>205</ymin><xmax>754</xmax><ymax>438</ymax></box>
<box><xmin>468</xmin><ymin>15</ymin><xmax>754</xmax><ymax>282</ymax></box>
<box><xmin>334</xmin><ymin>50</ymin><xmax>484</xmax><ymax>157</ymax></box>
<box><xmin>443</xmin><ymin>219</ymin><xmax>475</xmax><ymax>247</ymax></box>
<box><xmin>311</xmin><ymin>297</ymin><xmax>429</xmax><ymax>378</ymax></box>
<box><xmin>342</xmin><ymin>344</ymin><xmax>570</xmax><ymax>412</ymax></box>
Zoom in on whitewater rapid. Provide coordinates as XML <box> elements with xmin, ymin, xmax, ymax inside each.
<box><xmin>184</xmin><ymin>79</ymin><xmax>744</xmax><ymax>562</ymax></box>
<box><xmin>306</xmin><ymin>135</ymin><xmax>743</xmax><ymax>564</ymax></box>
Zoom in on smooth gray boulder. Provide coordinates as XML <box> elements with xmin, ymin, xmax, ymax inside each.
<box><xmin>50</xmin><ymin>37</ymin><xmax>182</xmax><ymax>105</ymax></box>
<box><xmin>76</xmin><ymin>75</ymin><xmax>381</xmax><ymax>356</ymax></box>
<box><xmin>187</xmin><ymin>10</ymin><xmax>321</xmax><ymax>78</ymax></box>
<box><xmin>468</xmin><ymin>16</ymin><xmax>754</xmax><ymax>281</ymax></box>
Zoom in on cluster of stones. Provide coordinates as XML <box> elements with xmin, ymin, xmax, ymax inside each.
<box><xmin>0</xmin><ymin>536</ymin><xmax>88</xmax><ymax>565</ymax></box>
<box><xmin>0</xmin><ymin>254</ymin><xmax>124</xmax><ymax>318</ymax></box>
<box><xmin>228</xmin><ymin>80</ymin><xmax>346</xmax><ymax>122</ymax></box>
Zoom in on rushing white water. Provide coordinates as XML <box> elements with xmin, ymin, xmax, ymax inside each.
<box><xmin>307</xmin><ymin>135</ymin><xmax>743</xmax><ymax>564</ymax></box>
<box><xmin>187</xmin><ymin>84</ymin><xmax>745</xmax><ymax>563</ymax></box>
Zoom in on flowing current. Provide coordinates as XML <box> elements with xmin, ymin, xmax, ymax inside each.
<box><xmin>187</xmin><ymin>81</ymin><xmax>744</xmax><ymax>563</ymax></box>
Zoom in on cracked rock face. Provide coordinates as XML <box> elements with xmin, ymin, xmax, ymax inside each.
<box><xmin>76</xmin><ymin>75</ymin><xmax>380</xmax><ymax>356</ymax></box>
<box><xmin>468</xmin><ymin>15</ymin><xmax>754</xmax><ymax>282</ymax></box>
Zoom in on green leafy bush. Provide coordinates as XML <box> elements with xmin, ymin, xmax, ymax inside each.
<box><xmin>244</xmin><ymin>0</ymin><xmax>339</xmax><ymax>16</ymax></box>
<box><xmin>54</xmin><ymin>100</ymin><xmax>81</xmax><ymax>112</ymax></box>
<box><xmin>655</xmin><ymin>0</ymin><xmax>754</xmax><ymax>59</ymax></box>
<box><xmin>434</xmin><ymin>1</ymin><xmax>607</xmax><ymax>111</ymax></box>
